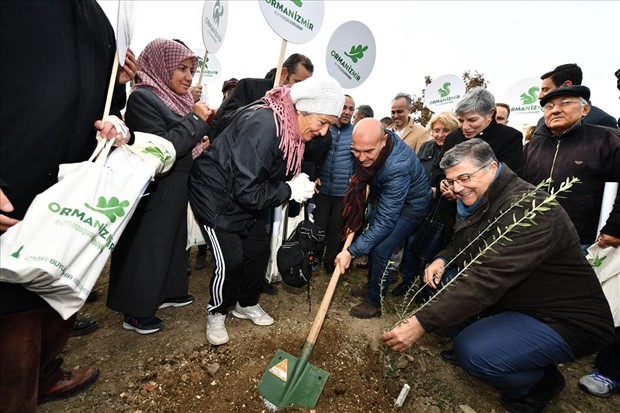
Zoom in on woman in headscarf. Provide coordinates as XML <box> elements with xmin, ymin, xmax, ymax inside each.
<box><xmin>188</xmin><ymin>76</ymin><xmax>344</xmax><ymax>346</ymax></box>
<box><xmin>107</xmin><ymin>38</ymin><xmax>212</xmax><ymax>334</ymax></box>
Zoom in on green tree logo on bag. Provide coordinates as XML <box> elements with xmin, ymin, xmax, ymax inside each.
<box><xmin>291</xmin><ymin>0</ymin><xmax>303</xmax><ymax>6</ymax></box>
<box><xmin>591</xmin><ymin>254</ymin><xmax>607</xmax><ymax>268</ymax></box>
<box><xmin>85</xmin><ymin>197</ymin><xmax>130</xmax><ymax>223</ymax></box>
<box><xmin>519</xmin><ymin>86</ymin><xmax>539</xmax><ymax>105</ymax></box>
<box><xmin>438</xmin><ymin>82</ymin><xmax>451</xmax><ymax>98</ymax></box>
<box><xmin>142</xmin><ymin>146</ymin><xmax>165</xmax><ymax>163</ymax></box>
<box><xmin>344</xmin><ymin>45</ymin><xmax>368</xmax><ymax>64</ymax></box>
<box><xmin>10</xmin><ymin>245</ymin><xmax>24</xmax><ymax>258</ymax></box>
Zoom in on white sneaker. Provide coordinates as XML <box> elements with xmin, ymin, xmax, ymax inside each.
<box><xmin>232</xmin><ymin>303</ymin><xmax>274</xmax><ymax>326</ymax></box>
<box><xmin>206</xmin><ymin>313</ymin><xmax>229</xmax><ymax>345</ymax></box>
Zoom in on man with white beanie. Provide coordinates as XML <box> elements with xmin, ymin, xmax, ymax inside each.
<box><xmin>188</xmin><ymin>77</ymin><xmax>344</xmax><ymax>345</ymax></box>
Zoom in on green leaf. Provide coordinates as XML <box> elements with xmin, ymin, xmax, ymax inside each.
<box><xmin>591</xmin><ymin>255</ymin><xmax>607</xmax><ymax>268</ymax></box>
<box><xmin>344</xmin><ymin>44</ymin><xmax>369</xmax><ymax>63</ymax></box>
<box><xmin>142</xmin><ymin>146</ymin><xmax>165</xmax><ymax>163</ymax></box>
<box><xmin>85</xmin><ymin>196</ymin><xmax>131</xmax><ymax>223</ymax></box>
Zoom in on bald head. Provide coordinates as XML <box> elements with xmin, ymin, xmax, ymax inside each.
<box><xmin>351</xmin><ymin>118</ymin><xmax>388</xmax><ymax>167</ymax></box>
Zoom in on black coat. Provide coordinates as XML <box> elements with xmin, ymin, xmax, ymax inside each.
<box><xmin>189</xmin><ymin>107</ymin><xmax>292</xmax><ymax>233</ymax></box>
<box><xmin>441</xmin><ymin>120</ymin><xmax>524</xmax><ymax>176</ymax></box>
<box><xmin>523</xmin><ymin>121</ymin><xmax>620</xmax><ymax>243</ymax></box>
<box><xmin>107</xmin><ymin>89</ymin><xmax>210</xmax><ymax>317</ymax></box>
<box><xmin>0</xmin><ymin>0</ymin><xmax>125</xmax><ymax>314</ymax></box>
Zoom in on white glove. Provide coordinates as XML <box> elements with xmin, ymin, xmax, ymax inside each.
<box><xmin>286</xmin><ymin>173</ymin><xmax>315</xmax><ymax>203</ymax></box>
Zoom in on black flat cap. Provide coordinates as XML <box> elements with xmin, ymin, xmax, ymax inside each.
<box><xmin>540</xmin><ymin>85</ymin><xmax>590</xmax><ymax>107</ymax></box>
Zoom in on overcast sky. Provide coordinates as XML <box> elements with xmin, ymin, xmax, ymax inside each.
<box><xmin>98</xmin><ymin>0</ymin><xmax>620</xmax><ymax>128</ymax></box>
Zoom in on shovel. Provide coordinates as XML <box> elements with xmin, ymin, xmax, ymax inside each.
<box><xmin>259</xmin><ymin>233</ymin><xmax>354</xmax><ymax>409</ymax></box>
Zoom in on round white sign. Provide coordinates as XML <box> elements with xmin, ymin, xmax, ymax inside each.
<box><xmin>424</xmin><ymin>74</ymin><xmax>465</xmax><ymax>113</ymax></box>
<box><xmin>258</xmin><ymin>0</ymin><xmax>324</xmax><ymax>44</ymax></box>
<box><xmin>116</xmin><ymin>1</ymin><xmax>135</xmax><ymax>66</ymax></box>
<box><xmin>202</xmin><ymin>0</ymin><xmax>228</xmax><ymax>53</ymax></box>
<box><xmin>192</xmin><ymin>52</ymin><xmax>222</xmax><ymax>86</ymax></box>
<box><xmin>501</xmin><ymin>77</ymin><xmax>542</xmax><ymax>125</ymax></box>
<box><xmin>325</xmin><ymin>21</ymin><xmax>376</xmax><ymax>89</ymax></box>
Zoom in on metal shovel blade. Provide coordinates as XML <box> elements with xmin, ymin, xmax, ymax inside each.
<box><xmin>258</xmin><ymin>348</ymin><xmax>329</xmax><ymax>409</ymax></box>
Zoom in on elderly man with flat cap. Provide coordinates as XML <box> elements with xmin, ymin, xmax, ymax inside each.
<box><xmin>523</xmin><ymin>85</ymin><xmax>620</xmax><ymax>251</ymax></box>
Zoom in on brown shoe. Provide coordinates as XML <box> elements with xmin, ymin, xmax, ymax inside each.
<box><xmin>38</xmin><ymin>367</ymin><xmax>100</xmax><ymax>404</ymax></box>
<box><xmin>350</xmin><ymin>286</ymin><xmax>368</xmax><ymax>298</ymax></box>
<box><xmin>349</xmin><ymin>302</ymin><xmax>381</xmax><ymax>319</ymax></box>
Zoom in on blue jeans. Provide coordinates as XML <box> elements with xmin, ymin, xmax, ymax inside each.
<box><xmin>402</xmin><ymin>231</ymin><xmax>422</xmax><ymax>285</ymax></box>
<box><xmin>453</xmin><ymin>312</ymin><xmax>575</xmax><ymax>398</ymax></box>
<box><xmin>364</xmin><ymin>215</ymin><xmax>422</xmax><ymax>307</ymax></box>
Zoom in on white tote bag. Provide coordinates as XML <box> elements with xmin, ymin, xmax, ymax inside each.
<box><xmin>0</xmin><ymin>133</ymin><xmax>175</xmax><ymax>319</ymax></box>
<box><xmin>587</xmin><ymin>243</ymin><xmax>620</xmax><ymax>327</ymax></box>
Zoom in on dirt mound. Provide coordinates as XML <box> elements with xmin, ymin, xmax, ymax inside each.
<box><xmin>39</xmin><ymin>249</ymin><xmax>619</xmax><ymax>412</ymax></box>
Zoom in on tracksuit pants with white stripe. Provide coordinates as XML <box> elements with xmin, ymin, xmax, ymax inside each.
<box><xmin>202</xmin><ymin>218</ymin><xmax>269</xmax><ymax>315</ymax></box>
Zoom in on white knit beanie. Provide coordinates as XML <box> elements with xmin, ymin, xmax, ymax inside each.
<box><xmin>290</xmin><ymin>77</ymin><xmax>344</xmax><ymax>117</ymax></box>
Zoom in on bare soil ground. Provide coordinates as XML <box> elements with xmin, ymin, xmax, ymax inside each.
<box><xmin>39</xmin><ymin>248</ymin><xmax>619</xmax><ymax>413</ymax></box>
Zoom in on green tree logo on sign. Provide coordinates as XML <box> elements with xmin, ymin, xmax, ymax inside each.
<box><xmin>85</xmin><ymin>197</ymin><xmax>130</xmax><ymax>223</ymax></box>
<box><xmin>344</xmin><ymin>45</ymin><xmax>368</xmax><ymax>64</ymax></box>
<box><xmin>438</xmin><ymin>82</ymin><xmax>451</xmax><ymax>97</ymax></box>
<box><xmin>291</xmin><ymin>0</ymin><xmax>303</xmax><ymax>7</ymax></box>
<box><xmin>519</xmin><ymin>86</ymin><xmax>539</xmax><ymax>105</ymax></box>
<box><xmin>213</xmin><ymin>0</ymin><xmax>224</xmax><ymax>26</ymax></box>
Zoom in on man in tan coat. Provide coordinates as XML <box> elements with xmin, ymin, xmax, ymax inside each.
<box><xmin>388</xmin><ymin>92</ymin><xmax>431</xmax><ymax>153</ymax></box>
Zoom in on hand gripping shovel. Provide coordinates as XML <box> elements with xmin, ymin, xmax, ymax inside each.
<box><xmin>259</xmin><ymin>262</ymin><xmax>343</xmax><ymax>409</ymax></box>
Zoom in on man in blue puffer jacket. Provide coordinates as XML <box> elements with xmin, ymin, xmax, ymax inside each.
<box><xmin>314</xmin><ymin>95</ymin><xmax>355</xmax><ymax>274</ymax></box>
<box><xmin>336</xmin><ymin>118</ymin><xmax>433</xmax><ymax>318</ymax></box>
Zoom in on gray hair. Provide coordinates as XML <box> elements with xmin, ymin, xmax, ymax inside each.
<box><xmin>440</xmin><ymin>138</ymin><xmax>498</xmax><ymax>170</ymax></box>
<box><xmin>392</xmin><ymin>92</ymin><xmax>412</xmax><ymax>107</ymax></box>
<box><xmin>455</xmin><ymin>87</ymin><xmax>496</xmax><ymax>117</ymax></box>
<box><xmin>356</xmin><ymin>104</ymin><xmax>374</xmax><ymax>118</ymax></box>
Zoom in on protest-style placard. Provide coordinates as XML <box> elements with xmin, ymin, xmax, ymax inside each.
<box><xmin>424</xmin><ymin>74</ymin><xmax>465</xmax><ymax>113</ymax></box>
<box><xmin>325</xmin><ymin>21</ymin><xmax>376</xmax><ymax>89</ymax></box>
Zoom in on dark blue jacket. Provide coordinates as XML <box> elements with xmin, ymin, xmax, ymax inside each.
<box><xmin>318</xmin><ymin>123</ymin><xmax>354</xmax><ymax>197</ymax></box>
<box><xmin>348</xmin><ymin>132</ymin><xmax>433</xmax><ymax>257</ymax></box>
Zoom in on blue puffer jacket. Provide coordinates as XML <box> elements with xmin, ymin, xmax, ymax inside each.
<box><xmin>318</xmin><ymin>123</ymin><xmax>354</xmax><ymax>196</ymax></box>
<box><xmin>349</xmin><ymin>131</ymin><xmax>433</xmax><ymax>257</ymax></box>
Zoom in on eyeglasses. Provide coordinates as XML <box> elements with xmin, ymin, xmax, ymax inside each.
<box><xmin>443</xmin><ymin>165</ymin><xmax>488</xmax><ymax>187</ymax></box>
<box><xmin>541</xmin><ymin>99</ymin><xmax>581</xmax><ymax>112</ymax></box>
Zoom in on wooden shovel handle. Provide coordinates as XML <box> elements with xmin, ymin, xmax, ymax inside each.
<box><xmin>306</xmin><ymin>232</ymin><xmax>355</xmax><ymax>345</ymax></box>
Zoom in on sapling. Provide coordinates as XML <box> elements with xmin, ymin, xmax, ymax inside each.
<box><xmin>390</xmin><ymin>176</ymin><xmax>579</xmax><ymax>325</ymax></box>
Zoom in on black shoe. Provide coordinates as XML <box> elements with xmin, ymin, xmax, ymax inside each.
<box><xmin>85</xmin><ymin>291</ymin><xmax>97</xmax><ymax>303</ymax></box>
<box><xmin>159</xmin><ymin>295</ymin><xmax>195</xmax><ymax>309</ymax></box>
<box><xmin>391</xmin><ymin>282</ymin><xmax>411</xmax><ymax>297</ymax></box>
<box><xmin>71</xmin><ymin>319</ymin><xmax>98</xmax><ymax>336</ymax></box>
<box><xmin>355</xmin><ymin>260</ymin><xmax>369</xmax><ymax>269</ymax></box>
<box><xmin>262</xmin><ymin>280</ymin><xmax>278</xmax><ymax>295</ymax></box>
<box><xmin>324</xmin><ymin>262</ymin><xmax>335</xmax><ymax>274</ymax></box>
<box><xmin>122</xmin><ymin>315</ymin><xmax>164</xmax><ymax>335</ymax></box>
<box><xmin>440</xmin><ymin>349</ymin><xmax>460</xmax><ymax>366</ymax></box>
<box><xmin>194</xmin><ymin>254</ymin><xmax>206</xmax><ymax>270</ymax></box>
<box><xmin>500</xmin><ymin>365</ymin><xmax>565</xmax><ymax>413</ymax></box>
